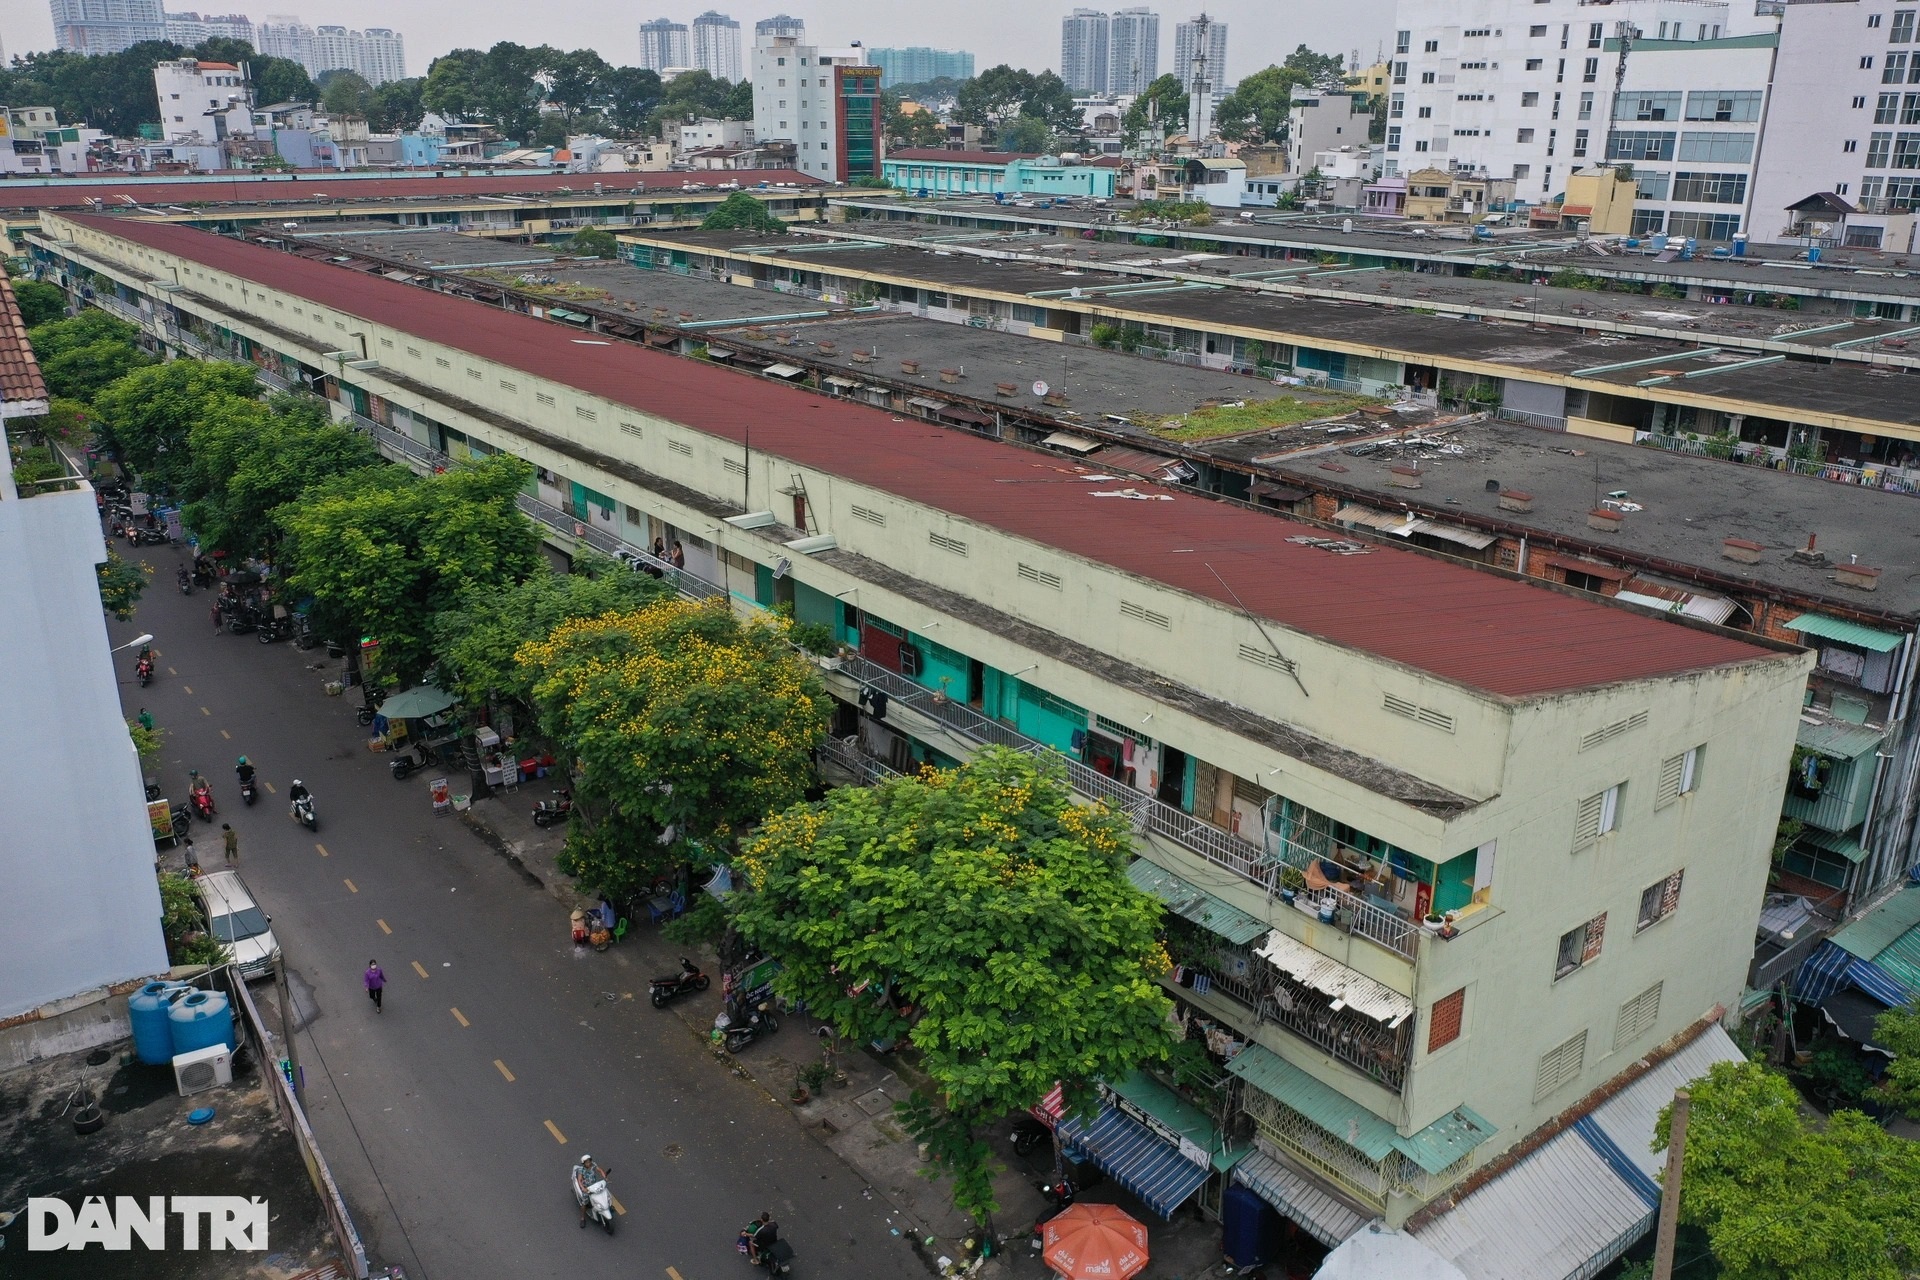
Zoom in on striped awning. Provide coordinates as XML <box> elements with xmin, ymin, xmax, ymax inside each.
<box><xmin>1232</xmin><ymin>1151</ymin><xmax>1370</xmax><ymax>1248</ymax></box>
<box><xmin>1794</xmin><ymin>939</ymin><xmax>1915</xmax><ymax>1008</ymax></box>
<box><xmin>1256</xmin><ymin>931</ymin><xmax>1415</xmax><ymax>1025</ymax></box>
<box><xmin>1031</xmin><ymin>1082</ymin><xmax>1065</xmax><ymax>1126</ymax></box>
<box><xmin>1056</xmin><ymin>1105</ymin><xmax>1212</xmax><ymax>1219</ymax></box>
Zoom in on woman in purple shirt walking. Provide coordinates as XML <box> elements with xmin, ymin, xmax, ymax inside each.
<box><xmin>365</xmin><ymin>960</ymin><xmax>386</xmax><ymax>1013</ymax></box>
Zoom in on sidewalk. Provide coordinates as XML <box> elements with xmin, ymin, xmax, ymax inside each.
<box><xmin>459</xmin><ymin>786</ymin><xmax>1230</xmax><ymax>1279</ymax></box>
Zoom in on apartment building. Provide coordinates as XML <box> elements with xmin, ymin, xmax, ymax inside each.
<box><xmin>751</xmin><ymin>37</ymin><xmax>882</xmax><ymax>182</ymax></box>
<box><xmin>34</xmin><ymin>210</ymin><xmax>1813</xmax><ymax>1277</ymax></box>
<box><xmin>638</xmin><ymin>18</ymin><xmax>692</xmax><ymax>73</ymax></box>
<box><xmin>49</xmin><ymin>0</ymin><xmax>166</xmax><ymax>54</ymax></box>
<box><xmin>1173</xmin><ymin>14</ymin><xmax>1228</xmax><ymax>91</ymax></box>
<box><xmin>1388</xmin><ymin>0</ymin><xmax>1766</xmax><ymax>201</ymax></box>
<box><xmin>153</xmin><ymin>58</ymin><xmax>253</xmax><ymax>142</ymax></box>
<box><xmin>1110</xmin><ymin>7</ymin><xmax>1162</xmax><ymax>96</ymax></box>
<box><xmin>867</xmin><ymin>47</ymin><xmax>977</xmax><ymax>87</ymax></box>
<box><xmin>1063</xmin><ymin>9</ymin><xmax>1113</xmax><ymax>95</ymax></box>
<box><xmin>163</xmin><ymin>10</ymin><xmax>254</xmax><ymax>47</ymax></box>
<box><xmin>1289</xmin><ymin>91</ymin><xmax>1375</xmax><ymax>173</ymax></box>
<box><xmin>691</xmin><ymin>11</ymin><xmax>744</xmax><ymax>82</ymax></box>
<box><xmin>255</xmin><ymin>16</ymin><xmax>405</xmax><ymax>83</ymax></box>
<box><xmin>1750</xmin><ymin>0</ymin><xmax>1920</xmax><ymax>249</ymax></box>
<box><xmin>256</xmin><ymin>14</ymin><xmax>315</xmax><ymax>70</ymax></box>
<box><xmin>754</xmin><ymin>13</ymin><xmax>804</xmax><ymax>46</ymax></box>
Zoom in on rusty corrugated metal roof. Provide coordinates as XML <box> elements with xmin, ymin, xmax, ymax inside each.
<box><xmin>0</xmin><ymin>170</ymin><xmax>823</xmax><ymax>212</ymax></box>
<box><xmin>0</xmin><ymin>276</ymin><xmax>49</xmax><ymax>409</ymax></box>
<box><xmin>66</xmin><ymin>216</ymin><xmax>1785</xmax><ymax>699</ymax></box>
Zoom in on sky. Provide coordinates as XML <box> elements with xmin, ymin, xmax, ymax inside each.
<box><xmin>2</xmin><ymin>1</ymin><xmax>1396</xmax><ymax>89</ymax></box>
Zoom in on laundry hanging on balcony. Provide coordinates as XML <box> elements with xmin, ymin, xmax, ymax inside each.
<box><xmin>1254</xmin><ymin>931</ymin><xmax>1414</xmax><ymax>1027</ymax></box>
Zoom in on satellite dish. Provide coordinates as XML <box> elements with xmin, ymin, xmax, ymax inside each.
<box><xmin>774</xmin><ymin>557</ymin><xmax>792</xmax><ymax>579</ymax></box>
<box><xmin>1033</xmin><ymin>380</ymin><xmax>1050</xmax><ymax>397</ymax></box>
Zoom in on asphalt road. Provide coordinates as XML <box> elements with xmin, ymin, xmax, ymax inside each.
<box><xmin>111</xmin><ymin>543</ymin><xmax>925</xmax><ymax>1280</ymax></box>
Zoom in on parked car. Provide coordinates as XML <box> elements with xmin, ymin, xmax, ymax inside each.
<box><xmin>194</xmin><ymin>870</ymin><xmax>281</xmax><ymax>980</ymax></box>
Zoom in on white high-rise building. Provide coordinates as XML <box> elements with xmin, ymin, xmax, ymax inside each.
<box><xmin>1062</xmin><ymin>8</ymin><xmax>1111</xmax><ymax>96</ymax></box>
<box><xmin>312</xmin><ymin>23</ymin><xmax>354</xmax><ymax>73</ymax></box>
<box><xmin>639</xmin><ymin>18</ymin><xmax>692</xmax><ymax>72</ymax></box>
<box><xmin>256</xmin><ymin>14</ymin><xmax>315</xmax><ymax>71</ymax></box>
<box><xmin>752</xmin><ymin>35</ymin><xmax>883</xmax><ymax>181</ymax></box>
<box><xmin>164</xmin><ymin>11</ymin><xmax>254</xmax><ymax>47</ymax></box>
<box><xmin>1173</xmin><ymin>13</ymin><xmax>1227</xmax><ymax>91</ymax></box>
<box><xmin>755</xmin><ymin>13</ymin><xmax>805</xmax><ymax>46</ymax></box>
<box><xmin>1109</xmin><ymin>7</ymin><xmax>1161</xmax><ymax>96</ymax></box>
<box><xmin>692</xmin><ymin>11</ymin><xmax>743</xmax><ymax>81</ymax></box>
<box><xmin>49</xmin><ymin>0</ymin><xmax>167</xmax><ymax>55</ymax></box>
<box><xmin>359</xmin><ymin>28</ymin><xmax>406</xmax><ymax>85</ymax></box>
<box><xmin>1387</xmin><ymin>0</ymin><xmax>1768</xmax><ymax>204</ymax></box>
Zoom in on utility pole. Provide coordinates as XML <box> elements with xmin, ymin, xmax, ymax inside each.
<box><xmin>1652</xmin><ymin>1088</ymin><xmax>1690</xmax><ymax>1280</ymax></box>
<box><xmin>275</xmin><ymin>955</ymin><xmax>303</xmax><ymax>1104</ymax></box>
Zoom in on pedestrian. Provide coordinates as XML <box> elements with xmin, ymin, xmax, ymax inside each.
<box><xmin>364</xmin><ymin>960</ymin><xmax>386</xmax><ymax>1013</ymax></box>
<box><xmin>211</xmin><ymin>600</ymin><xmax>223</xmax><ymax>636</ymax></box>
<box><xmin>137</xmin><ymin>707</ymin><xmax>154</xmax><ymax>732</ymax></box>
<box><xmin>183</xmin><ymin>836</ymin><xmax>200</xmax><ymax>876</ymax></box>
<box><xmin>221</xmin><ymin>822</ymin><xmax>238</xmax><ymax>864</ymax></box>
<box><xmin>669</xmin><ymin>540</ymin><xmax>686</xmax><ymax>570</ymax></box>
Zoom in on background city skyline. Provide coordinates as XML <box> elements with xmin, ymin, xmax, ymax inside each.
<box><xmin>4</xmin><ymin>0</ymin><xmax>1392</xmax><ymax>89</ymax></box>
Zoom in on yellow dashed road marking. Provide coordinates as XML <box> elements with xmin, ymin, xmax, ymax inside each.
<box><xmin>343</xmin><ymin>878</ymin><xmax>358</xmax><ymax>894</ymax></box>
<box><xmin>182</xmin><ymin>684</ymin><xmax>192</xmax><ymax>694</ymax></box>
<box><xmin>612</xmin><ymin>1196</ymin><xmax>626</xmax><ymax>1216</ymax></box>
<box><xmin>544</xmin><ymin>1119</ymin><xmax>566</xmax><ymax>1144</ymax></box>
<box><xmin>315</xmin><ymin>843</ymin><xmax>329</xmax><ymax>856</ymax></box>
<box><xmin>220</xmin><ymin>729</ymin><xmax>231</xmax><ymax>740</ymax></box>
<box><xmin>668</xmin><ymin>1268</ymin><xmax>686</xmax><ymax>1280</ymax></box>
<box><xmin>450</xmin><ymin>1007</ymin><xmax>469</xmax><ymax>1027</ymax></box>
<box><xmin>167</xmin><ymin>667</ymin><xmax>177</xmax><ymax>676</ymax></box>
<box><xmin>377</xmin><ymin>919</ymin><xmax>392</xmax><ymax>935</ymax></box>
<box><xmin>411</xmin><ymin>960</ymin><xmax>429</xmax><ymax>980</ymax></box>
<box><xmin>494</xmin><ymin>1059</ymin><xmax>515</xmax><ymax>1082</ymax></box>
<box><xmin>200</xmin><ymin>707</ymin><xmax>210</xmax><ymax>716</ymax></box>
<box><xmin>264</xmin><ymin>781</ymin><xmax>276</xmax><ymax>794</ymax></box>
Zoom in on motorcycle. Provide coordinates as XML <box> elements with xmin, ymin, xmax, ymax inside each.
<box><xmin>224</xmin><ymin>605</ymin><xmax>258</xmax><ymax>636</ymax></box>
<box><xmin>291</xmin><ymin>792</ymin><xmax>317</xmax><ymax>832</ymax></box>
<box><xmin>188</xmin><ymin>781</ymin><xmax>216</xmax><ymax>821</ymax></box>
<box><xmin>746</xmin><ymin>1237</ymin><xmax>795</xmax><ymax>1276</ymax></box>
<box><xmin>127</xmin><ymin>526</ymin><xmax>167</xmax><ymax>547</ymax></box>
<box><xmin>532</xmin><ymin>789</ymin><xmax>573</xmax><ymax>828</ymax></box>
<box><xmin>136</xmin><ymin>656</ymin><xmax>153</xmax><ymax>687</ymax></box>
<box><xmin>388</xmin><ymin>741</ymin><xmax>430</xmax><ymax>781</ymax></box>
<box><xmin>1011</xmin><ymin>1115</ymin><xmax>1051</xmax><ymax>1158</ymax></box>
<box><xmin>720</xmin><ymin>1002</ymin><xmax>780</xmax><ymax>1054</ymax></box>
<box><xmin>649</xmin><ymin>958</ymin><xmax>711</xmax><ymax>1008</ymax></box>
<box><xmin>571</xmin><ymin>1161</ymin><xmax>616</xmax><ymax>1235</ymax></box>
<box><xmin>237</xmin><ymin>770</ymin><xmax>258</xmax><ymax>807</ymax></box>
<box><xmin>177</xmin><ymin>568</ymin><xmax>192</xmax><ymax>596</ymax></box>
<box><xmin>355</xmin><ymin>701</ymin><xmax>377</xmax><ymax>727</ymax></box>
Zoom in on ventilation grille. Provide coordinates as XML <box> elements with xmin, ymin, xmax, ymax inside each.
<box><xmin>722</xmin><ymin>457</ymin><xmax>747</xmax><ymax>476</ymax></box>
<box><xmin>1614</xmin><ymin>982</ymin><xmax>1662</xmax><ymax>1050</ymax></box>
<box><xmin>435</xmin><ymin>356</ymin><xmax>450</xmax><ymax>368</ymax></box>
<box><xmin>466</xmin><ymin>367</ymin><xmax>482</xmax><ymax>379</ymax></box>
<box><xmin>1017</xmin><ymin>563</ymin><xmax>1062</xmax><ymax>590</ymax></box>
<box><xmin>1238</xmin><ymin>644</ymin><xmax>1296</xmax><ymax>675</ymax></box>
<box><xmin>851</xmin><ymin>505</ymin><xmax>887</xmax><ymax>527</ymax></box>
<box><xmin>1534</xmin><ymin>1030</ymin><xmax>1587</xmax><ymax>1101</ymax></box>
<box><xmin>536</xmin><ymin>392</ymin><xmax>556</xmax><ymax>407</ymax></box>
<box><xmin>928</xmin><ymin>532</ymin><xmax>969</xmax><ymax>556</ymax></box>
<box><xmin>668</xmin><ymin>439</ymin><xmax>694</xmax><ymax>457</ymax></box>
<box><xmin>576</xmin><ymin>407</ymin><xmax>597</xmax><ymax>422</ymax></box>
<box><xmin>406</xmin><ymin>346</ymin><xmax>420</xmax><ymax>358</ymax></box>
<box><xmin>499</xmin><ymin>379</ymin><xmax>517</xmax><ymax>393</ymax></box>
<box><xmin>1383</xmin><ymin>693</ymin><xmax>1456</xmax><ymax>733</ymax></box>
<box><xmin>1119</xmin><ymin>600</ymin><xmax>1171</xmax><ymax>630</ymax></box>
<box><xmin>619</xmin><ymin>422</ymin><xmax>643</xmax><ymax>439</ymax></box>
<box><xmin>1580</xmin><ymin>710</ymin><xmax>1649</xmax><ymax>752</ymax></box>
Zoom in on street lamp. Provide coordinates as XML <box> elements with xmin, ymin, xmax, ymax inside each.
<box><xmin>109</xmin><ymin>633</ymin><xmax>154</xmax><ymax>653</ymax></box>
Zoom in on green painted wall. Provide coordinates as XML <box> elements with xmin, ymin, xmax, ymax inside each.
<box><xmin>794</xmin><ymin>581</ymin><xmax>837</xmax><ymax>629</ymax></box>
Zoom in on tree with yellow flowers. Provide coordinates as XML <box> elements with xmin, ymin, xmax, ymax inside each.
<box><xmin>731</xmin><ymin>746</ymin><xmax>1173</xmax><ymax>1234</ymax></box>
<box><xmin>516</xmin><ymin>598</ymin><xmax>830</xmax><ymax>901</ymax></box>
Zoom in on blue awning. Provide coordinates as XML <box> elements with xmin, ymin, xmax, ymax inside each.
<box><xmin>1056</xmin><ymin>1104</ymin><xmax>1212</xmax><ymax>1219</ymax></box>
<box><xmin>1794</xmin><ymin>939</ymin><xmax>1914</xmax><ymax>1008</ymax></box>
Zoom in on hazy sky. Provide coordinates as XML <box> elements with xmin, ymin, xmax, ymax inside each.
<box><xmin>3</xmin><ymin>1</ymin><xmax>1397</xmax><ymax>89</ymax></box>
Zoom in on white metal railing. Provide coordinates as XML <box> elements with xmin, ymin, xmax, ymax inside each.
<box><xmin>1494</xmin><ymin>406</ymin><xmax>1568</xmax><ymax>430</ymax></box>
<box><xmin>1635</xmin><ymin>431</ymin><xmax>1920</xmax><ymax>496</ymax></box>
<box><xmin>818</xmin><ymin>734</ymin><xmax>903</xmax><ymax>785</ymax></box>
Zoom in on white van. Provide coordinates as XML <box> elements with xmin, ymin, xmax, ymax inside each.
<box><xmin>195</xmin><ymin>870</ymin><xmax>280</xmax><ymax>980</ymax></box>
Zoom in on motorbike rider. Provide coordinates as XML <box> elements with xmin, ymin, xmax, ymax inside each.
<box><xmin>746</xmin><ymin>1212</ymin><xmax>779</xmax><ymax>1265</ymax></box>
<box><xmin>235</xmin><ymin>756</ymin><xmax>256</xmax><ymax>787</ymax></box>
<box><xmin>189</xmin><ymin>770</ymin><xmax>215</xmax><ymax>815</ymax></box>
<box><xmin>573</xmin><ymin>1154</ymin><xmax>609</xmax><ymax>1227</ymax></box>
<box><xmin>288</xmin><ymin>778</ymin><xmax>311</xmax><ymax>818</ymax></box>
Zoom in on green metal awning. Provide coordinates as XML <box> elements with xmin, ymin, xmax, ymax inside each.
<box><xmin>1830</xmin><ymin>885</ymin><xmax>1920</xmax><ymax>961</ymax></box>
<box><xmin>1802</xmin><ymin>829</ymin><xmax>1867</xmax><ymax>863</ymax></box>
<box><xmin>1106</xmin><ymin>1070</ymin><xmax>1249</xmax><ymax>1172</ymax></box>
<box><xmin>1873</xmin><ymin>926</ymin><xmax>1920</xmax><ymax>1001</ymax></box>
<box><xmin>1796</xmin><ymin>719</ymin><xmax>1887</xmax><ymax>759</ymax></box>
<box><xmin>1225</xmin><ymin>1045</ymin><xmax>1497</xmax><ymax>1174</ymax></box>
<box><xmin>1784</xmin><ymin>614</ymin><xmax>1905</xmax><ymax>653</ymax></box>
<box><xmin>1128</xmin><ymin>858</ymin><xmax>1269</xmax><ymax>945</ymax></box>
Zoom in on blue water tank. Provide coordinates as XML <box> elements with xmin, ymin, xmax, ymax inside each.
<box><xmin>131</xmin><ymin>981</ymin><xmax>189</xmax><ymax>1065</ymax></box>
<box><xmin>1220</xmin><ymin>1183</ymin><xmax>1285</xmax><ymax>1266</ymax></box>
<box><xmin>1809</xmin><ymin>245</ymin><xmax>1823</xmax><ymax>263</ymax></box>
<box><xmin>168</xmin><ymin>990</ymin><xmax>235</xmax><ymax>1056</ymax></box>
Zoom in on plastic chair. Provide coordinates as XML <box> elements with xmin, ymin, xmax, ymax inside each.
<box><xmin>613</xmin><ymin>917</ymin><xmax>629</xmax><ymax>943</ymax></box>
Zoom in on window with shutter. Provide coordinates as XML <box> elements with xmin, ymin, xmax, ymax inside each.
<box><xmin>1428</xmin><ymin>988</ymin><xmax>1466</xmax><ymax>1052</ymax></box>
<box><xmin>1534</xmin><ymin>1029</ymin><xmax>1587</xmax><ymax>1100</ymax></box>
<box><xmin>1573</xmin><ymin>785</ymin><xmax>1621</xmax><ymax>851</ymax></box>
<box><xmin>1656</xmin><ymin>747</ymin><xmax>1701</xmax><ymax>808</ymax></box>
<box><xmin>1614</xmin><ymin>982</ymin><xmax>1662</xmax><ymax>1049</ymax></box>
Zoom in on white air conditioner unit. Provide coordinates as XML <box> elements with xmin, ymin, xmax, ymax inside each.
<box><xmin>173</xmin><ymin>1043</ymin><xmax>234</xmax><ymax>1096</ymax></box>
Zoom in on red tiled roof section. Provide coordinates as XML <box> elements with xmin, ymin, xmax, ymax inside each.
<box><xmin>0</xmin><ymin>170</ymin><xmax>823</xmax><ymax>212</ymax></box>
<box><xmin>0</xmin><ymin>276</ymin><xmax>50</xmax><ymax>408</ymax></box>
<box><xmin>69</xmin><ymin>216</ymin><xmax>1784</xmax><ymax>698</ymax></box>
<box><xmin>884</xmin><ymin>149</ymin><xmax>1040</xmax><ymax>165</ymax></box>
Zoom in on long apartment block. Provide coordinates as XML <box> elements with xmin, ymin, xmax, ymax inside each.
<box><xmin>34</xmin><ymin>211</ymin><xmax>1815</xmax><ymax>1273</ymax></box>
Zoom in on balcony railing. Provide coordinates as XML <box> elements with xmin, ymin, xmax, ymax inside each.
<box><xmin>1636</xmin><ymin>430</ymin><xmax>1920</xmax><ymax>497</ymax></box>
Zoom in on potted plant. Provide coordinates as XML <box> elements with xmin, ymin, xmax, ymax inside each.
<box><xmin>1279</xmin><ymin>863</ymin><xmax>1306</xmax><ymax>904</ymax></box>
<box><xmin>792</xmin><ymin>1061</ymin><xmax>829</xmax><ymax>1104</ymax></box>
<box><xmin>932</xmin><ymin>675</ymin><xmax>952</xmax><ymax>705</ymax></box>
<box><xmin>1438</xmin><ymin>912</ymin><xmax>1459</xmax><ymax>940</ymax></box>
<box><xmin>1423</xmin><ymin>911</ymin><xmax>1446</xmax><ymax>934</ymax></box>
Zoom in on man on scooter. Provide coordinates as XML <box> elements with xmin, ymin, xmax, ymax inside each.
<box><xmin>746</xmin><ymin>1212</ymin><xmax>779</xmax><ymax>1265</ymax></box>
<box><xmin>573</xmin><ymin>1154</ymin><xmax>609</xmax><ymax>1226</ymax></box>
<box><xmin>235</xmin><ymin>757</ymin><xmax>256</xmax><ymax>786</ymax></box>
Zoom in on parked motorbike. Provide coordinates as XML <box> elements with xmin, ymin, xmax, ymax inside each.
<box><xmin>291</xmin><ymin>791</ymin><xmax>317</xmax><ymax>832</ymax></box>
<box><xmin>355</xmin><ymin>701</ymin><xmax>377</xmax><ymax>727</ymax></box>
<box><xmin>223</xmin><ymin>604</ymin><xmax>257</xmax><ymax>636</ymax></box>
<box><xmin>571</xmin><ymin>1160</ymin><xmax>616</xmax><ymax>1235</ymax></box>
<box><xmin>127</xmin><ymin>526</ymin><xmax>167</xmax><ymax>546</ymax></box>
<box><xmin>720</xmin><ymin>1002</ymin><xmax>780</xmax><ymax>1054</ymax></box>
<box><xmin>388</xmin><ymin>741</ymin><xmax>430</xmax><ymax>781</ymax></box>
<box><xmin>532</xmin><ymin>788</ymin><xmax>573</xmax><ymax>828</ymax></box>
<box><xmin>1011</xmin><ymin>1115</ymin><xmax>1052</xmax><ymax>1158</ymax></box>
<box><xmin>177</xmin><ymin>567</ymin><xmax>192</xmax><ymax>596</ymax></box>
<box><xmin>1029</xmin><ymin>1176</ymin><xmax>1078</xmax><ymax>1253</ymax></box>
<box><xmin>649</xmin><ymin>957</ymin><xmax>711</xmax><ymax>1008</ymax></box>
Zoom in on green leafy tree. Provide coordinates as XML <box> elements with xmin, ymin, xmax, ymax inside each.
<box><xmin>600</xmin><ymin>66</ymin><xmax>663</xmax><ymax>134</ymax></box>
<box><xmin>999</xmin><ymin>115</ymin><xmax>1053</xmax><ymax>154</ymax></box>
<box><xmin>722</xmin><ymin>77</ymin><xmax>754</xmax><ymax>120</ymax></box>
<box><xmin>885</xmin><ymin>98</ymin><xmax>946</xmax><ymax>148</ymax></box>
<box><xmin>281</xmin><ymin>454</ymin><xmax>543</xmax><ymax>685</ymax></box>
<box><xmin>428</xmin><ymin>552</ymin><xmax>667</xmax><ymax>714</ymax></box>
<box><xmin>181</xmin><ymin>394</ymin><xmax>382</xmax><ymax>557</ymax></box>
<box><xmin>517</xmin><ymin>599</ymin><xmax>829</xmax><ymax>900</ymax></box>
<box><xmin>1873</xmin><ymin>1002</ymin><xmax>1920</xmax><ymax>1118</ymax></box>
<box><xmin>1121</xmin><ymin>73</ymin><xmax>1187</xmax><ymax>142</ymax></box>
<box><xmin>0</xmin><ymin>42</ymin><xmax>194</xmax><ymax>136</ymax></box>
<box><xmin>128</xmin><ymin>716</ymin><xmax>165</xmax><ymax>765</ymax></box>
<box><xmin>91</xmin><ymin>359</ymin><xmax>259</xmax><ymax>488</ymax></box>
<box><xmin>731</xmin><ymin>747</ymin><xmax>1174</xmax><ymax>1230</ymax></box>
<box><xmin>13</xmin><ymin>279</ymin><xmax>67</xmax><ymax>327</ymax></box>
<box><xmin>158</xmin><ymin>872</ymin><xmax>229</xmax><ymax>968</ymax></box>
<box><xmin>565</xmin><ymin>228</ymin><xmax>618</xmax><ymax>257</ymax></box>
<box><xmin>97</xmin><ymin>550</ymin><xmax>151</xmax><ymax>620</ymax></box>
<box><xmin>700</xmin><ymin>191</ymin><xmax>786</xmax><ymax>232</ymax></box>
<box><xmin>648</xmin><ymin>68</ymin><xmax>736</xmax><ymax>135</ymax></box>
<box><xmin>26</xmin><ymin>312</ymin><xmax>153</xmax><ymax>402</ymax></box>
<box><xmin>1216</xmin><ymin>49</ymin><xmax>1350</xmax><ymax>145</ymax></box>
<box><xmin>543</xmin><ymin>48</ymin><xmax>611</xmax><ymax>124</ymax></box>
<box><xmin>423</xmin><ymin>48</ymin><xmax>488</xmax><ymax>118</ymax></box>
<box><xmin>253</xmin><ymin>55</ymin><xmax>319</xmax><ymax>107</ymax></box>
<box><xmin>368</xmin><ymin>77</ymin><xmax>425</xmax><ymax>131</ymax></box>
<box><xmin>1656</xmin><ymin>1058</ymin><xmax>1920</xmax><ymax>1280</ymax></box>
<box><xmin>318</xmin><ymin>69</ymin><xmax>375</xmax><ymax>119</ymax></box>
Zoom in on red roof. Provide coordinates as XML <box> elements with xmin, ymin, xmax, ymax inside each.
<box><xmin>0</xmin><ymin>276</ymin><xmax>49</xmax><ymax>408</ymax></box>
<box><xmin>0</xmin><ymin>170</ymin><xmax>824</xmax><ymax>212</ymax></box>
<box><xmin>67</xmin><ymin>216</ymin><xmax>1782</xmax><ymax>698</ymax></box>
<box><xmin>886</xmin><ymin>148</ymin><xmax>1038</xmax><ymax>165</ymax></box>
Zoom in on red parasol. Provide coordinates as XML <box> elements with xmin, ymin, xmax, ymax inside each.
<box><xmin>1042</xmin><ymin>1202</ymin><xmax>1150</xmax><ymax>1280</ymax></box>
